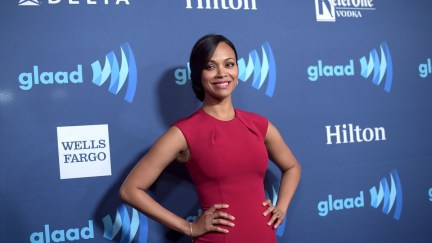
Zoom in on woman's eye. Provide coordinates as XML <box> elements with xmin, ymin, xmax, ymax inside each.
<box><xmin>205</xmin><ymin>64</ymin><xmax>215</xmax><ymax>70</ymax></box>
<box><xmin>226</xmin><ymin>62</ymin><xmax>235</xmax><ymax>68</ymax></box>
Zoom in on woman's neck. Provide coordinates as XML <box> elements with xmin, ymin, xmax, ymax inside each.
<box><xmin>202</xmin><ymin>99</ymin><xmax>235</xmax><ymax>121</ymax></box>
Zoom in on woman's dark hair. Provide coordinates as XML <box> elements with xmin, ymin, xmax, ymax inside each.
<box><xmin>189</xmin><ymin>34</ymin><xmax>238</xmax><ymax>101</ymax></box>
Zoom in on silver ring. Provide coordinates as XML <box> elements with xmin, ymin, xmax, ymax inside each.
<box><xmin>211</xmin><ymin>219</ymin><xmax>216</xmax><ymax>225</ymax></box>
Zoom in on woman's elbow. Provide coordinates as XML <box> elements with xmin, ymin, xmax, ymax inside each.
<box><xmin>119</xmin><ymin>183</ymin><xmax>132</xmax><ymax>203</ymax></box>
<box><xmin>292</xmin><ymin>161</ymin><xmax>301</xmax><ymax>176</ymax></box>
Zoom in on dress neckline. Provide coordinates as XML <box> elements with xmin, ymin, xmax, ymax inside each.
<box><xmin>200</xmin><ymin>108</ymin><xmax>237</xmax><ymax>122</ymax></box>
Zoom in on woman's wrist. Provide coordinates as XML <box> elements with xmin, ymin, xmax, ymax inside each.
<box><xmin>180</xmin><ymin>220</ymin><xmax>193</xmax><ymax>237</ymax></box>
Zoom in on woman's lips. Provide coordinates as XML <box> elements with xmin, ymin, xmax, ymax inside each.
<box><xmin>212</xmin><ymin>81</ymin><xmax>231</xmax><ymax>88</ymax></box>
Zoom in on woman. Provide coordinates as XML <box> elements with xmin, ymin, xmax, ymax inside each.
<box><xmin>120</xmin><ymin>34</ymin><xmax>301</xmax><ymax>242</ymax></box>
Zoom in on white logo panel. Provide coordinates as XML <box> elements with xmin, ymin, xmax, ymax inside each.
<box><xmin>57</xmin><ymin>124</ymin><xmax>112</xmax><ymax>179</ymax></box>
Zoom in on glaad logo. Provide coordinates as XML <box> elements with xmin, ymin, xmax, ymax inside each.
<box><xmin>103</xmin><ymin>203</ymin><xmax>149</xmax><ymax>243</ymax></box>
<box><xmin>237</xmin><ymin>42</ymin><xmax>276</xmax><ymax>97</ymax></box>
<box><xmin>185</xmin><ymin>0</ymin><xmax>257</xmax><ymax>10</ymax></box>
<box><xmin>30</xmin><ymin>220</ymin><xmax>94</xmax><ymax>243</ymax></box>
<box><xmin>359</xmin><ymin>42</ymin><xmax>393</xmax><ymax>93</ymax></box>
<box><xmin>18</xmin><ymin>43</ymin><xmax>137</xmax><ymax>103</ymax></box>
<box><xmin>307</xmin><ymin>42</ymin><xmax>393</xmax><ymax>93</ymax></box>
<box><xmin>18</xmin><ymin>0</ymin><xmax>40</xmax><ymax>6</ymax></box>
<box><xmin>370</xmin><ymin>169</ymin><xmax>403</xmax><ymax>220</ymax></box>
<box><xmin>317</xmin><ymin>169</ymin><xmax>403</xmax><ymax>220</ymax></box>
<box><xmin>18</xmin><ymin>65</ymin><xmax>83</xmax><ymax>91</ymax></box>
<box><xmin>419</xmin><ymin>58</ymin><xmax>432</xmax><ymax>78</ymax></box>
<box><xmin>315</xmin><ymin>0</ymin><xmax>376</xmax><ymax>22</ymax></box>
<box><xmin>91</xmin><ymin>42</ymin><xmax>137</xmax><ymax>103</ymax></box>
<box><xmin>175</xmin><ymin>42</ymin><xmax>276</xmax><ymax>97</ymax></box>
<box><xmin>325</xmin><ymin>123</ymin><xmax>386</xmax><ymax>145</ymax></box>
<box><xmin>19</xmin><ymin>0</ymin><xmax>130</xmax><ymax>6</ymax></box>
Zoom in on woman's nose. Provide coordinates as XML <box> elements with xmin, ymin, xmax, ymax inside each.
<box><xmin>216</xmin><ymin>66</ymin><xmax>227</xmax><ymax>77</ymax></box>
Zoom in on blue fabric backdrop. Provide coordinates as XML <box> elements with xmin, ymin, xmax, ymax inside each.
<box><xmin>1</xmin><ymin>0</ymin><xmax>431</xmax><ymax>242</ymax></box>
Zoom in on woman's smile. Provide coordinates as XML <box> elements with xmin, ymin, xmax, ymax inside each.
<box><xmin>211</xmin><ymin>81</ymin><xmax>232</xmax><ymax>89</ymax></box>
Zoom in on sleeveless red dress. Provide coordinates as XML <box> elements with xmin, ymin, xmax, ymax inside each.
<box><xmin>173</xmin><ymin>108</ymin><xmax>276</xmax><ymax>243</ymax></box>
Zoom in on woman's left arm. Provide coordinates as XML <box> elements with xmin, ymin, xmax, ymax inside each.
<box><xmin>263</xmin><ymin>121</ymin><xmax>301</xmax><ymax>228</ymax></box>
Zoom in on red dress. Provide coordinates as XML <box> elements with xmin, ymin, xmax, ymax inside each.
<box><xmin>174</xmin><ymin>108</ymin><xmax>277</xmax><ymax>243</ymax></box>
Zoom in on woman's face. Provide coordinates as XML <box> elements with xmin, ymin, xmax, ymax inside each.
<box><xmin>201</xmin><ymin>42</ymin><xmax>238</xmax><ymax>102</ymax></box>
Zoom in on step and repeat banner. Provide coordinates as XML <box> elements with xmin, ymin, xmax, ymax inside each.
<box><xmin>1</xmin><ymin>1</ymin><xmax>431</xmax><ymax>242</ymax></box>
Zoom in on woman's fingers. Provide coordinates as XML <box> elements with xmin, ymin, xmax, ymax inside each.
<box><xmin>210</xmin><ymin>217</ymin><xmax>235</xmax><ymax>233</ymax></box>
<box><xmin>267</xmin><ymin>207</ymin><xmax>285</xmax><ymax>228</ymax></box>
<box><xmin>262</xmin><ymin>199</ymin><xmax>285</xmax><ymax>228</ymax></box>
<box><xmin>206</xmin><ymin>204</ymin><xmax>235</xmax><ymax>221</ymax></box>
<box><xmin>210</xmin><ymin>203</ymin><xmax>229</xmax><ymax>211</ymax></box>
<box><xmin>214</xmin><ymin>211</ymin><xmax>235</xmax><ymax>221</ymax></box>
<box><xmin>262</xmin><ymin>199</ymin><xmax>275</xmax><ymax>216</ymax></box>
<box><xmin>211</xmin><ymin>216</ymin><xmax>235</xmax><ymax>227</ymax></box>
<box><xmin>200</xmin><ymin>204</ymin><xmax>236</xmax><ymax>234</ymax></box>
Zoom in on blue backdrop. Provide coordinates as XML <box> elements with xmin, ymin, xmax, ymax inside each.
<box><xmin>1</xmin><ymin>0</ymin><xmax>432</xmax><ymax>242</ymax></box>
